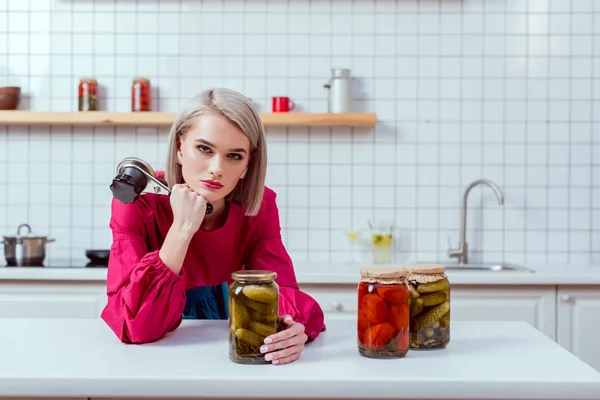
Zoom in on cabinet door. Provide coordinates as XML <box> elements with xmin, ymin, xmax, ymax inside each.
<box><xmin>556</xmin><ymin>286</ymin><xmax>600</xmax><ymax>372</ymax></box>
<box><xmin>432</xmin><ymin>286</ymin><xmax>557</xmax><ymax>340</ymax></box>
<box><xmin>0</xmin><ymin>282</ymin><xmax>107</xmax><ymax>318</ymax></box>
<box><xmin>301</xmin><ymin>284</ymin><xmax>358</xmax><ymax>316</ymax></box>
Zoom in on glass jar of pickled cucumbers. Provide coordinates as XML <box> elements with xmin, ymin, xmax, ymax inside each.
<box><xmin>357</xmin><ymin>267</ymin><xmax>410</xmax><ymax>359</ymax></box>
<box><xmin>402</xmin><ymin>263</ymin><xmax>450</xmax><ymax>350</ymax></box>
<box><xmin>229</xmin><ymin>270</ymin><xmax>280</xmax><ymax>364</ymax></box>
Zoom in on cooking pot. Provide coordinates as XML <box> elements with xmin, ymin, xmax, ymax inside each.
<box><xmin>2</xmin><ymin>224</ymin><xmax>55</xmax><ymax>266</ymax></box>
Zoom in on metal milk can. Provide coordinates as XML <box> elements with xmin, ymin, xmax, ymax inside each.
<box><xmin>324</xmin><ymin>68</ymin><xmax>353</xmax><ymax>113</ymax></box>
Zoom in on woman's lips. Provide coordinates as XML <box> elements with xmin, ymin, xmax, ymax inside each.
<box><xmin>202</xmin><ymin>180</ymin><xmax>223</xmax><ymax>190</ymax></box>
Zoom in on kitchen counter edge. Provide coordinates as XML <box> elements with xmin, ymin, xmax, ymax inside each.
<box><xmin>1</xmin><ymin>263</ymin><xmax>600</xmax><ymax>285</ymax></box>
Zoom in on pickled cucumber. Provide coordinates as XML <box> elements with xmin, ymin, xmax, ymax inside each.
<box><xmin>416</xmin><ymin>279</ymin><xmax>449</xmax><ymax>294</ymax></box>
<box><xmin>412</xmin><ymin>300</ymin><xmax>450</xmax><ymax>330</ymax></box>
<box><xmin>440</xmin><ymin>311</ymin><xmax>450</xmax><ymax>328</ymax></box>
<box><xmin>244</xmin><ymin>297</ymin><xmax>274</xmax><ymax>314</ymax></box>
<box><xmin>421</xmin><ymin>291</ymin><xmax>447</xmax><ymax>307</ymax></box>
<box><xmin>232</xmin><ymin>304</ymin><xmax>250</xmax><ymax>329</ymax></box>
<box><xmin>410</xmin><ymin>297</ymin><xmax>424</xmax><ymax>316</ymax></box>
<box><xmin>249</xmin><ymin>321</ymin><xmax>277</xmax><ymax>337</ymax></box>
<box><xmin>235</xmin><ymin>328</ymin><xmax>264</xmax><ymax>348</ymax></box>
<box><xmin>242</xmin><ymin>285</ymin><xmax>278</xmax><ymax>303</ymax></box>
<box><xmin>408</xmin><ymin>284</ymin><xmax>420</xmax><ymax>298</ymax></box>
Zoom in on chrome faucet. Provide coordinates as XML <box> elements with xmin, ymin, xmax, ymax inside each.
<box><xmin>447</xmin><ymin>179</ymin><xmax>504</xmax><ymax>265</ymax></box>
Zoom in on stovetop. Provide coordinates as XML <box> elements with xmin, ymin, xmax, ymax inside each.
<box><xmin>1</xmin><ymin>258</ymin><xmax>108</xmax><ymax>268</ymax></box>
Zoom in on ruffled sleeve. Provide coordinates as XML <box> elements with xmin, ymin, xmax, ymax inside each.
<box><xmin>100</xmin><ymin>198</ymin><xmax>187</xmax><ymax>344</ymax></box>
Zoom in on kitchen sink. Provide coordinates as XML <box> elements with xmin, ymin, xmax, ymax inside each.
<box><xmin>419</xmin><ymin>263</ymin><xmax>535</xmax><ymax>273</ymax></box>
<box><xmin>446</xmin><ymin>264</ymin><xmax>533</xmax><ymax>273</ymax></box>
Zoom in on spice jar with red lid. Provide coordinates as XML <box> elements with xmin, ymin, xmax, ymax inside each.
<box><xmin>357</xmin><ymin>267</ymin><xmax>410</xmax><ymax>359</ymax></box>
<box><xmin>131</xmin><ymin>78</ymin><xmax>151</xmax><ymax>112</ymax></box>
<box><xmin>78</xmin><ymin>79</ymin><xmax>98</xmax><ymax>111</ymax></box>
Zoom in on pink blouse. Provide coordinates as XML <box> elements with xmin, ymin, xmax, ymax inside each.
<box><xmin>100</xmin><ymin>175</ymin><xmax>326</xmax><ymax>344</ymax></box>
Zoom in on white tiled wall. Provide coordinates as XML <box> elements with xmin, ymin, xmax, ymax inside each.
<box><xmin>0</xmin><ymin>0</ymin><xmax>599</xmax><ymax>267</ymax></box>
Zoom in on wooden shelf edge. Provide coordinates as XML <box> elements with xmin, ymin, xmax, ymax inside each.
<box><xmin>260</xmin><ymin>112</ymin><xmax>377</xmax><ymax>127</ymax></box>
<box><xmin>0</xmin><ymin>111</ymin><xmax>377</xmax><ymax>127</ymax></box>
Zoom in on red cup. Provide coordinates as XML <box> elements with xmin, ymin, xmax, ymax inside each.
<box><xmin>272</xmin><ymin>96</ymin><xmax>295</xmax><ymax>112</ymax></box>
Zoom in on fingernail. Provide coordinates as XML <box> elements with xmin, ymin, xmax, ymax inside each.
<box><xmin>265</xmin><ymin>354</ymin><xmax>273</xmax><ymax>361</ymax></box>
<box><xmin>285</xmin><ymin>316</ymin><xmax>293</xmax><ymax>322</ymax></box>
<box><xmin>272</xmin><ymin>360</ymin><xmax>279</xmax><ymax>365</ymax></box>
<box><xmin>260</xmin><ymin>346</ymin><xmax>268</xmax><ymax>353</ymax></box>
<box><xmin>264</xmin><ymin>337</ymin><xmax>272</xmax><ymax>344</ymax></box>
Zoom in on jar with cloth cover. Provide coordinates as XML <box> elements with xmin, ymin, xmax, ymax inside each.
<box><xmin>402</xmin><ymin>263</ymin><xmax>450</xmax><ymax>350</ymax></box>
<box><xmin>357</xmin><ymin>267</ymin><xmax>410</xmax><ymax>359</ymax></box>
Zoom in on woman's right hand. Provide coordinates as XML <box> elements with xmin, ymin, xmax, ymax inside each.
<box><xmin>169</xmin><ymin>183</ymin><xmax>208</xmax><ymax>236</ymax></box>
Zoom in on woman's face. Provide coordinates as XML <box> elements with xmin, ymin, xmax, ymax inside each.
<box><xmin>178</xmin><ymin>113</ymin><xmax>250</xmax><ymax>204</ymax></box>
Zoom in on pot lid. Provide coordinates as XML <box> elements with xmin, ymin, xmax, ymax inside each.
<box><xmin>3</xmin><ymin>223</ymin><xmax>48</xmax><ymax>240</ymax></box>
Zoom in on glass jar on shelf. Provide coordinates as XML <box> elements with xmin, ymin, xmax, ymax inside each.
<box><xmin>131</xmin><ymin>77</ymin><xmax>151</xmax><ymax>111</ymax></box>
<box><xmin>78</xmin><ymin>78</ymin><xmax>97</xmax><ymax>111</ymax></box>
<box><xmin>229</xmin><ymin>270</ymin><xmax>280</xmax><ymax>365</ymax></box>
<box><xmin>402</xmin><ymin>263</ymin><xmax>450</xmax><ymax>351</ymax></box>
<box><xmin>357</xmin><ymin>267</ymin><xmax>410</xmax><ymax>359</ymax></box>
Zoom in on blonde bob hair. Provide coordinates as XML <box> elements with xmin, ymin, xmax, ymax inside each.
<box><xmin>164</xmin><ymin>88</ymin><xmax>267</xmax><ymax>216</ymax></box>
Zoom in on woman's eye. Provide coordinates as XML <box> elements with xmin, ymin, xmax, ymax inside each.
<box><xmin>229</xmin><ymin>153</ymin><xmax>243</xmax><ymax>161</ymax></box>
<box><xmin>197</xmin><ymin>145</ymin><xmax>211</xmax><ymax>153</ymax></box>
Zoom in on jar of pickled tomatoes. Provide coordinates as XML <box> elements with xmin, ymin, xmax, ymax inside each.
<box><xmin>131</xmin><ymin>78</ymin><xmax>151</xmax><ymax>111</ymax></box>
<box><xmin>78</xmin><ymin>79</ymin><xmax>97</xmax><ymax>111</ymax></box>
<box><xmin>357</xmin><ymin>267</ymin><xmax>410</xmax><ymax>359</ymax></box>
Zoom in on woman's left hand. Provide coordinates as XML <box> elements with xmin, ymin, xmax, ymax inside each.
<box><xmin>260</xmin><ymin>315</ymin><xmax>308</xmax><ymax>365</ymax></box>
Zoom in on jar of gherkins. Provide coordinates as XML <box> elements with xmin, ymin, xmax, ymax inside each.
<box><xmin>402</xmin><ymin>264</ymin><xmax>450</xmax><ymax>350</ymax></box>
<box><xmin>229</xmin><ymin>270</ymin><xmax>280</xmax><ymax>364</ymax></box>
<box><xmin>357</xmin><ymin>267</ymin><xmax>410</xmax><ymax>359</ymax></box>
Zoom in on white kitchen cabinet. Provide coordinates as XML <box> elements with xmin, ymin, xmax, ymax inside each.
<box><xmin>0</xmin><ymin>281</ymin><xmax>106</xmax><ymax>319</ymax></box>
<box><xmin>449</xmin><ymin>285</ymin><xmax>557</xmax><ymax>340</ymax></box>
<box><xmin>556</xmin><ymin>286</ymin><xmax>600</xmax><ymax>372</ymax></box>
<box><xmin>0</xmin><ymin>281</ymin><xmax>559</xmax><ymax>342</ymax></box>
<box><xmin>301</xmin><ymin>284</ymin><xmax>358</xmax><ymax>315</ymax></box>
<box><xmin>301</xmin><ymin>284</ymin><xmax>557</xmax><ymax>340</ymax></box>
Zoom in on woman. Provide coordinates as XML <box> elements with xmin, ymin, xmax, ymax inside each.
<box><xmin>101</xmin><ymin>88</ymin><xmax>326</xmax><ymax>365</ymax></box>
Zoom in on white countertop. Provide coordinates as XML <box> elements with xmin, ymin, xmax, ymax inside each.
<box><xmin>1</xmin><ymin>261</ymin><xmax>600</xmax><ymax>285</ymax></box>
<box><xmin>1</xmin><ymin>318</ymin><xmax>599</xmax><ymax>399</ymax></box>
